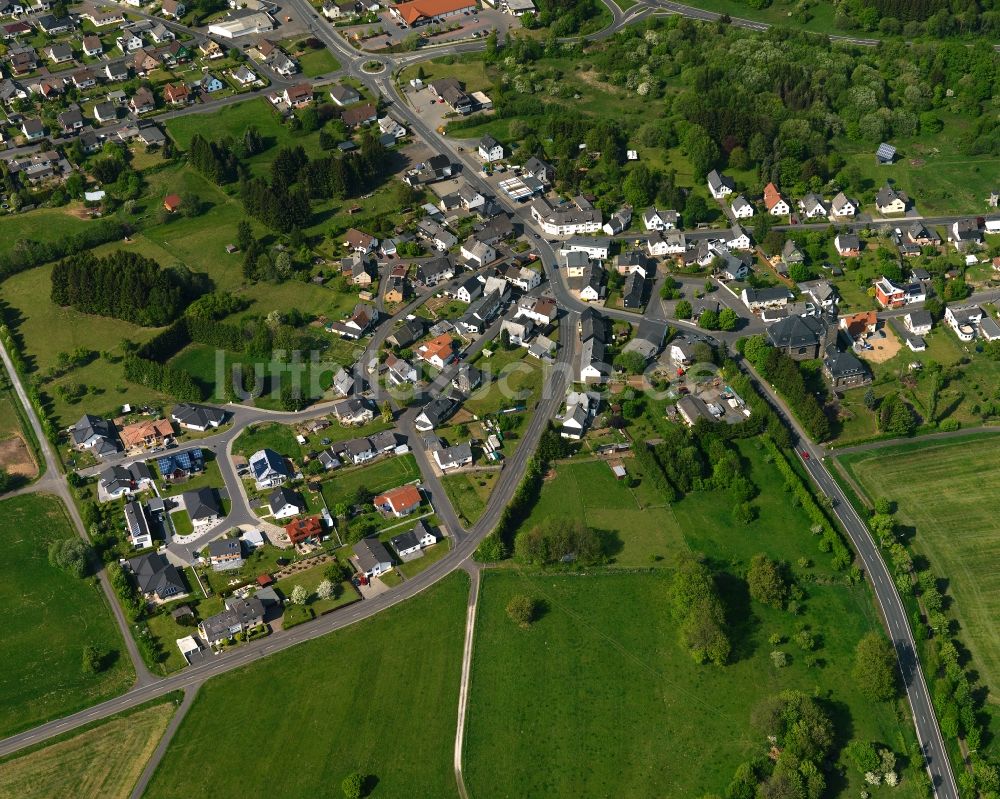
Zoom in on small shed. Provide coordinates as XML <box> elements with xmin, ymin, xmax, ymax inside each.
<box><xmin>163</xmin><ymin>193</ymin><xmax>182</xmax><ymax>212</ymax></box>
<box><xmin>876</xmin><ymin>143</ymin><xmax>896</xmax><ymax>165</ymax></box>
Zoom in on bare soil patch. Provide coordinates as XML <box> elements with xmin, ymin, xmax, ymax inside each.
<box><xmin>0</xmin><ymin>435</ymin><xmax>37</xmax><ymax>478</ymax></box>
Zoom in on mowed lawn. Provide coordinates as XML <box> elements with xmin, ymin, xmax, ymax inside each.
<box><xmin>0</xmin><ymin>495</ymin><xmax>134</xmax><ymax>738</ymax></box>
<box><xmin>465</xmin><ymin>571</ymin><xmax>924</xmax><ymax>799</ymax></box>
<box><xmin>0</xmin><ymin>701</ymin><xmax>176</xmax><ymax>799</ymax></box>
<box><xmin>143</xmin><ymin>573</ymin><xmax>468</xmax><ymax>799</ymax></box>
<box><xmin>839</xmin><ymin>435</ymin><xmax>1000</xmax><ymax>697</ymax></box>
<box><xmin>320</xmin><ymin>453</ymin><xmax>420</xmax><ymax>508</ymax></box>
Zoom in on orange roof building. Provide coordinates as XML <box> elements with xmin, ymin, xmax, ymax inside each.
<box><xmin>763</xmin><ymin>182</ymin><xmax>788</xmax><ymax>213</ymax></box>
<box><xmin>163</xmin><ymin>194</ymin><xmax>182</xmax><ymax>212</ymax></box>
<box><xmin>390</xmin><ymin>0</ymin><xmax>476</xmax><ymax>25</ymax></box>
<box><xmin>416</xmin><ymin>333</ymin><xmax>456</xmax><ymax>368</ymax></box>
<box><xmin>285</xmin><ymin>516</ymin><xmax>323</xmax><ymax>545</ymax></box>
<box><xmin>374</xmin><ymin>484</ymin><xmax>422</xmax><ymax>517</ymax></box>
<box><xmin>119</xmin><ymin>417</ymin><xmax>174</xmax><ymax>450</ymax></box>
<box><xmin>839</xmin><ymin>310</ymin><xmax>878</xmax><ymax>339</ymax></box>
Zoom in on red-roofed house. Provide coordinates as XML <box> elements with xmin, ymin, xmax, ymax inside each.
<box><xmin>163</xmin><ymin>194</ymin><xmax>182</xmax><ymax>213</ymax></box>
<box><xmin>342</xmin><ymin>102</ymin><xmax>377</xmax><ymax>128</ymax></box>
<box><xmin>283</xmin><ymin>82</ymin><xmax>313</xmax><ymax>108</ymax></box>
<box><xmin>417</xmin><ymin>333</ymin><xmax>456</xmax><ymax>369</ymax></box>
<box><xmin>763</xmin><ymin>182</ymin><xmax>790</xmax><ymax>216</ymax></box>
<box><xmin>373</xmin><ymin>484</ymin><xmax>422</xmax><ymax>517</ymax></box>
<box><xmin>390</xmin><ymin>0</ymin><xmax>475</xmax><ymax>25</ymax></box>
<box><xmin>163</xmin><ymin>82</ymin><xmax>190</xmax><ymax>105</ymax></box>
<box><xmin>285</xmin><ymin>516</ymin><xmax>323</xmax><ymax>545</ymax></box>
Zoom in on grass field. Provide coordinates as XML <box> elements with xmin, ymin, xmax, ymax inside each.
<box><xmin>441</xmin><ymin>470</ymin><xmax>497</xmax><ymax>526</ymax></box>
<box><xmin>0</xmin><ymin>208</ymin><xmax>99</xmax><ymax>249</ymax></box>
<box><xmin>143</xmin><ymin>573</ymin><xmax>468</xmax><ymax>799</ymax></box>
<box><xmin>838</xmin><ymin>436</ymin><xmax>1000</xmax><ymax>700</ymax></box>
<box><xmin>295</xmin><ymin>46</ymin><xmax>341</xmax><ymax>77</ymax></box>
<box><xmin>465</xmin><ymin>570</ymin><xmax>923</xmax><ymax>798</ymax></box>
<box><xmin>1</xmin><ymin>264</ymin><xmax>173</xmax><ymax>426</ymax></box>
<box><xmin>0</xmin><ymin>494</ymin><xmax>134</xmax><ymax>738</ymax></box>
<box><xmin>319</xmin><ymin>453</ymin><xmax>420</xmax><ymax>508</ymax></box>
<box><xmin>0</xmin><ymin>701</ymin><xmax>175</xmax><ymax>799</ymax></box>
<box><xmin>164</xmin><ymin>97</ymin><xmax>290</xmax><ymax>151</ymax></box>
<box><xmin>232</xmin><ymin>421</ymin><xmax>304</xmax><ymax>459</ymax></box>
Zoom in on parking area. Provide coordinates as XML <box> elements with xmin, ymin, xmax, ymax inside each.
<box><xmin>343</xmin><ymin>6</ymin><xmax>518</xmax><ymax>51</ymax></box>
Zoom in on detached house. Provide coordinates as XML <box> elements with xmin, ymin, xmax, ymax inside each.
<box><xmin>763</xmin><ymin>182</ymin><xmax>790</xmax><ymax>216</ymax></box>
<box><xmin>283</xmin><ymin>82</ymin><xmax>313</xmax><ymax>108</ymax></box>
<box><xmin>390</xmin><ymin>520</ymin><xmax>437</xmax><ymax>557</ymax></box>
<box><xmin>478</xmin><ymin>134</ymin><xmax>504</xmax><ymax>162</ymax></box>
<box><xmin>82</xmin><ymin>35</ymin><xmax>103</xmax><ymax>56</ymax></box>
<box><xmin>835</xmin><ymin>233</ymin><xmax>861</xmax><ymax>257</ymax></box>
<box><xmin>353</xmin><ymin>537</ymin><xmax>393</xmax><ymax>579</ymax></box>
<box><xmin>70</xmin><ymin>414</ymin><xmax>119</xmax><ymax>456</ymax></box>
<box><xmin>875</xmin><ymin>185</ymin><xmax>908</xmax><ymax>215</ymax></box>
<box><xmin>248</xmin><ymin>448</ymin><xmax>289</xmax><ymax>489</ymax></box>
<box><xmin>344</xmin><ymin>227</ymin><xmax>377</xmax><ymax>254</ymax></box>
<box><xmin>161</xmin><ymin>0</ymin><xmax>186</xmax><ymax>17</ymax></box>
<box><xmin>874</xmin><ymin>276</ymin><xmax>925</xmax><ymax>309</ymax></box>
<box><xmin>642</xmin><ymin>207</ymin><xmax>678</xmax><ymax>231</ymax></box>
<box><xmin>163</xmin><ymin>82</ymin><xmax>189</xmax><ymax>105</ymax></box>
<box><xmin>374</xmin><ymin>484</ymin><xmax>422</xmax><ymax>517</ymax></box>
<box><xmin>130</xmin><ymin>87</ymin><xmax>155</xmax><ymax>114</ymax></box>
<box><xmin>799</xmin><ymin>194</ymin><xmax>829</xmax><ymax>219</ymax></box>
<box><xmin>707</xmin><ymin>169</ymin><xmax>735</xmax><ymax>199</ymax></box>
<box><xmin>417</xmin><ymin>333</ymin><xmax>456</xmax><ymax>369</ymax></box>
<box><xmin>731</xmin><ymin>195</ymin><xmax>754</xmax><ymax>219</ymax></box>
<box><xmin>831</xmin><ymin>191</ymin><xmax>857</xmax><ymax>217</ymax></box>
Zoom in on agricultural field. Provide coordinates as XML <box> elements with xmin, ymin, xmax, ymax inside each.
<box><xmin>0</xmin><ymin>700</ymin><xmax>177</xmax><ymax>799</ymax></box>
<box><xmin>838</xmin><ymin>435</ymin><xmax>1000</xmax><ymax>701</ymax></box>
<box><xmin>143</xmin><ymin>573</ymin><xmax>468</xmax><ymax>799</ymax></box>
<box><xmin>0</xmin><ymin>379</ymin><xmax>39</xmax><ymax>484</ymax></box>
<box><xmin>0</xmin><ymin>494</ymin><xmax>134</xmax><ymax>738</ymax></box>
<box><xmin>464</xmin><ymin>570</ymin><xmax>924</xmax><ymax>798</ymax></box>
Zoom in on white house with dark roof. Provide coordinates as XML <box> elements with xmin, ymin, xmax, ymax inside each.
<box><xmin>707</xmin><ymin>169</ymin><xmax>735</xmax><ymax>199</ymax></box>
<box><xmin>248</xmin><ymin>448</ymin><xmax>289</xmax><ymax>489</ymax></box>
<box><xmin>731</xmin><ymin>195</ymin><xmax>754</xmax><ymax>219</ymax></box>
<box><xmin>478</xmin><ymin>134</ymin><xmax>504</xmax><ymax>162</ymax></box>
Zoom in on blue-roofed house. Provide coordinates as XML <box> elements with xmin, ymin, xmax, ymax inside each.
<box><xmin>157</xmin><ymin>448</ymin><xmax>204</xmax><ymax>483</ymax></box>
<box><xmin>249</xmin><ymin>448</ymin><xmax>289</xmax><ymax>490</ymax></box>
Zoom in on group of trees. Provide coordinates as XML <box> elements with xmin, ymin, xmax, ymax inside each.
<box><xmin>240</xmin><ymin>135</ymin><xmax>391</xmax><ymax>233</ymax></box>
<box><xmin>0</xmin><ymin>221</ymin><xmax>126</xmax><ymax>283</ymax></box>
<box><xmin>514</xmin><ymin>518</ymin><xmax>604</xmax><ymax>567</ymax></box>
<box><xmin>747</xmin><ymin>553</ymin><xmax>790</xmax><ymax>609</ymax></box>
<box><xmin>188</xmin><ymin>133</ymin><xmax>241</xmax><ymax>185</ymax></box>
<box><xmin>506</xmin><ymin>594</ymin><xmax>539</xmax><ymax>627</ymax></box>
<box><xmin>741</xmin><ymin>335</ymin><xmax>831</xmax><ymax>441</ymax></box>
<box><xmin>48</xmin><ymin>538</ymin><xmax>92</xmax><ymax>579</ymax></box>
<box><xmin>669</xmin><ymin>552</ymin><xmax>731</xmax><ymax>665</ymax></box>
<box><xmin>726</xmin><ymin>691</ymin><xmax>834</xmax><ymax>799</ymax></box>
<box><xmin>51</xmin><ymin>251</ymin><xmax>197</xmax><ymax>327</ymax></box>
<box><xmin>875</xmin><ymin>391</ymin><xmax>918</xmax><ymax>436</ymax></box>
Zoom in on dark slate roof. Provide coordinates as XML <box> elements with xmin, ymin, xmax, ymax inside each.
<box><xmin>127</xmin><ymin>552</ymin><xmax>184</xmax><ymax>598</ymax></box>
<box><xmin>353</xmin><ymin>536</ymin><xmax>392</xmax><ymax>571</ymax></box>
<box><xmin>182</xmin><ymin>487</ymin><xmax>222</xmax><ymax>521</ymax></box>
<box><xmin>767</xmin><ymin>314</ymin><xmax>827</xmax><ymax>349</ymax></box>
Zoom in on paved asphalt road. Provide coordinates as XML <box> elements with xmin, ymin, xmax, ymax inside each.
<box><xmin>0</xmin><ymin>7</ymin><xmax>964</xmax><ymax>797</ymax></box>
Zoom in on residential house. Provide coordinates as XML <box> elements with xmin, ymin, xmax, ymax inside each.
<box><xmin>149</xmin><ymin>22</ymin><xmax>174</xmax><ymax>42</ymax></box>
<box><xmin>433</xmin><ymin>441</ymin><xmax>473</xmax><ymax>471</ymax></box>
<box><xmin>460</xmin><ymin>238</ymin><xmax>495</xmax><ymax>268</ymax></box>
<box><xmin>766</xmin><ymin>314</ymin><xmax>830</xmax><ymax>360</ymax></box>
<box><xmin>707</xmin><ymin>169</ymin><xmax>735</xmax><ymax>199</ymax></box>
<box><xmin>374</xmin><ymin>484</ymin><xmax>422</xmax><ymax>517</ymax></box>
<box><xmin>267</xmin><ymin>486</ymin><xmax>304</xmax><ymax>520</ymax></box>
<box><xmin>332</xmin><ymin>397</ymin><xmax>375</xmax><ymax>425</ymax></box>
<box><xmin>132</xmin><ymin>48</ymin><xmax>160</xmax><ymax>74</ymax></box>
<box><xmin>105</xmin><ymin>61</ymin><xmax>129</xmax><ymax>81</ymax></box>
<box><xmin>669</xmin><ymin>339</ymin><xmax>698</xmax><ymax>367</ymax></box>
<box><xmin>371</xmin><ymin>430</ymin><xmax>401</xmax><ymax>454</ymax></box>
<box><xmin>945</xmin><ymin>304</ymin><xmax>986</xmax><ymax>342</ymax></box>
<box><xmin>198</xmin><ymin>597</ymin><xmax>264</xmax><ymax>645</ymax></box>
<box><xmin>57</xmin><ymin>108</ymin><xmax>85</xmax><ymax>134</ymax></box>
<box><xmin>478</xmin><ymin>134</ymin><xmax>504</xmax><ymax>162</ymax></box>
<box><xmin>570</xmin><ymin>264</ymin><xmax>603</xmax><ymax>302</ymax></box>
<box><xmin>875</xmin><ymin>185</ymin><xmax>908</xmax><ymax>215</ymax></box>
<box><xmin>830</xmin><ymin>192</ymin><xmax>857</xmax><ymax>217</ymax></box>
<box><xmin>118</xmin><ymin>418</ymin><xmax>174</xmax><ymax>452</ymax></box>
<box><xmin>800</xmin><ymin>281</ymin><xmax>839</xmax><ymax>311</ymax></box>
<box><xmin>647</xmin><ymin>230</ymin><xmax>686</xmax><ymax>257</ymax></box>
<box><xmin>344</xmin><ymin>227</ymin><xmax>377</xmax><ymax>253</ymax></box>
<box><xmin>209</xmin><ymin>538</ymin><xmax>244</xmax><ymax>571</ymax></box>
<box><xmin>579</xmin><ymin>336</ymin><xmax>610</xmax><ymax>383</ymax></box>
<box><xmin>266</xmin><ymin>49</ymin><xmax>298</xmax><ymax>76</ymax></box>
<box><xmin>874</xmin><ymin>276</ymin><xmax>925</xmax><ymax>309</ymax></box>
<box><xmin>602</xmin><ymin>205</ymin><xmax>632</xmax><ymax>236</ymax></box>
<box><xmin>474</xmin><ymin>214</ymin><xmax>514</xmax><ymax>245</ymax></box>
<box><xmin>642</xmin><ymin>207</ymin><xmax>678</xmax><ymax>231</ymax></box>
<box><xmin>161</xmin><ymin>0</ymin><xmax>186</xmax><ymax>17</ymax></box>
<box><xmin>835</xmin><ymin>233</ymin><xmax>861</xmax><ymax>257</ymax></box>
<box><xmin>342</xmin><ymin>102</ymin><xmax>377</xmax><ymax>128</ymax></box>
<box><xmin>951</xmin><ymin>219</ymin><xmax>984</xmax><ymax>249</ymax></box>
<box><xmin>560</xmin><ymin>390</ymin><xmax>599</xmax><ymax>439</ymax></box>
<box><xmin>378</xmin><ymin>115</ymin><xmax>406</xmax><ymax>140</ymax></box>
<box><xmin>823</xmin><ymin>347</ymin><xmax>871</xmax><ymax>389</ymax></box>
<box><xmin>455</xmin><ymin>276</ymin><xmax>482</xmax><ymax>304</ymax></box>
<box><xmin>156</xmin><ymin>448</ymin><xmax>204</xmax><ymax>482</ymax></box>
<box><xmin>676</xmin><ymin>394</ymin><xmax>716</xmax><ymax>427</ymax></box>
<box><xmin>248</xmin><ymin>448</ymin><xmax>289</xmax><ymax>489</ymax></box>
<box><xmin>384</xmin><ymin>275</ymin><xmax>408</xmax><ymax>304</ymax></box>
<box><xmin>451</xmin><ymin>363</ymin><xmax>482</xmax><ymax>394</ymax></box>
<box><xmin>904</xmin><ymin>310</ymin><xmax>933</xmax><ymax>336</ymax></box>
<box><xmin>44</xmin><ymin>42</ymin><xmax>72</xmax><ymax>64</ymax></box>
<box><xmin>127</xmin><ymin>552</ymin><xmax>185</xmax><ymax>601</ymax></box>
<box><xmin>385</xmin><ymin>353</ymin><xmax>418</xmax><ymax>385</ymax></box>
<box><xmin>332</xmin><ymin>366</ymin><xmax>354</xmax><ymax>397</ymax></box>
<box><xmin>353</xmin><ymin>537</ymin><xmax>393</xmax><ymax>578</ymax></box>
<box><xmin>725</xmin><ymin>225</ymin><xmax>752</xmax><ymax>251</ymax></box>
<box><xmin>530</xmin><ymin>196</ymin><xmax>602</xmax><ymax>237</ymax></box>
<box><xmin>731</xmin><ymin>195</ymin><xmax>754</xmax><ymax>219</ymax></box>
<box><xmin>285</xmin><ymin>515</ymin><xmax>322</xmax><ymax>545</ymax></box>
<box><xmin>123</xmin><ymin>500</ymin><xmax>154</xmax><ymax>549</ymax></box>
<box><xmin>523</xmin><ymin>156</ymin><xmax>553</xmax><ymax>185</ymax></box>
<box><xmin>417</xmin><ymin>333</ymin><xmax>456</xmax><ymax>369</ymax></box>
<box><xmin>283</xmin><ymin>82</ymin><xmax>313</xmax><ymax>108</ymax></box>
<box><xmin>387</xmin><ymin>317</ymin><xmax>425</xmax><ymax>348</ymax></box>
<box><xmin>182</xmin><ymin>488</ymin><xmax>223</xmax><ymax>529</ymax></box>
<box><xmin>414</xmin><ymin>395</ymin><xmax>457</xmax><ymax>431</ymax></box>
<box><xmin>501</xmin><ymin>317</ymin><xmax>535</xmax><ymax>346</ymax></box>
<box><xmin>763</xmin><ymin>182</ymin><xmax>790</xmax><ymax>215</ymax></box>
<box><xmin>37</xmin><ymin>14</ymin><xmax>72</xmax><ymax>34</ymax></box>
<box><xmin>82</xmin><ymin>35</ymin><xmax>103</xmax><ymax>56</ymax></box>
<box><xmin>163</xmin><ymin>82</ymin><xmax>189</xmax><ymax>105</ymax></box>
<box><xmin>130</xmin><ymin>87</ymin><xmax>155</xmax><ymax>114</ymax></box>
<box><xmin>231</xmin><ymin>65</ymin><xmax>258</xmax><ymax>86</ymax></box>
<box><xmin>716</xmin><ymin>251</ymin><xmax>751</xmax><ymax>281</ymax></box>
<box><xmin>329</xmin><ymin>83</ymin><xmax>361</xmax><ymax>105</ymax></box>
<box><xmin>560</xmin><ymin>236</ymin><xmax>610</xmax><ymax>261</ymax></box>
<box><xmin>622</xmin><ymin>271</ymin><xmax>646</xmax><ymax>309</ymax></box>
<box><xmin>516</xmin><ymin>295</ymin><xmax>558</xmax><ymax>326</ymax></box>
<box><xmin>839</xmin><ymin>310</ymin><xmax>878</xmax><ymax>341</ymax></box>
<box><xmin>876</xmin><ymin>142</ymin><xmax>896</xmax><ymax>165</ymax></box>
<box><xmin>508</xmin><ymin>266</ymin><xmax>541</xmax><ymax>292</ymax></box>
<box><xmin>390</xmin><ymin>520</ymin><xmax>436</xmax><ymax>557</ymax></box>
<box><xmin>9</xmin><ymin>48</ymin><xmax>37</xmax><ymax>75</ymax></box>
<box><xmin>798</xmin><ymin>194</ymin><xmax>829</xmax><ymax>219</ymax></box>
<box><xmin>171</xmin><ymin>403</ymin><xmax>227</xmax><ymax>431</ymax></box>
<box><xmin>100</xmin><ymin>462</ymin><xmax>153</xmax><ymax>500</ymax></box>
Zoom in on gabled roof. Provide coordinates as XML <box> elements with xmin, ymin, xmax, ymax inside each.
<box><xmin>182</xmin><ymin>487</ymin><xmax>222</xmax><ymax>521</ymax></box>
<box><xmin>354</xmin><ymin>536</ymin><xmax>392</xmax><ymax>570</ymax></box>
<box><xmin>767</xmin><ymin>314</ymin><xmax>827</xmax><ymax>349</ymax></box>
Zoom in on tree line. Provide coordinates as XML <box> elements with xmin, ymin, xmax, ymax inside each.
<box><xmin>50</xmin><ymin>250</ymin><xmax>197</xmax><ymax>327</ymax></box>
<box><xmin>0</xmin><ymin>220</ymin><xmax>126</xmax><ymax>282</ymax></box>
